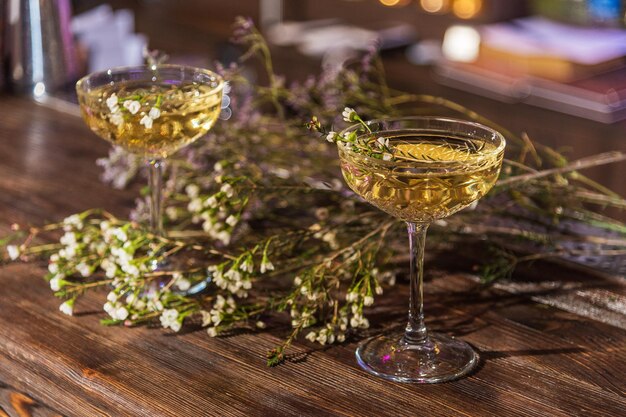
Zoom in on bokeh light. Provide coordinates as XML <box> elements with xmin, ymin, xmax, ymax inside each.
<box><xmin>379</xmin><ymin>0</ymin><xmax>411</xmax><ymax>7</ymax></box>
<box><xmin>420</xmin><ymin>0</ymin><xmax>450</xmax><ymax>14</ymax></box>
<box><xmin>442</xmin><ymin>25</ymin><xmax>481</xmax><ymax>62</ymax></box>
<box><xmin>452</xmin><ymin>0</ymin><xmax>482</xmax><ymax>19</ymax></box>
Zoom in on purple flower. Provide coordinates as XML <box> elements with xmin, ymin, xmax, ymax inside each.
<box><xmin>232</xmin><ymin>16</ymin><xmax>255</xmax><ymax>44</ymax></box>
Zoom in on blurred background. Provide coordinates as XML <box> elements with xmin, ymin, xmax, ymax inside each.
<box><xmin>3</xmin><ymin>0</ymin><xmax>626</xmax><ymax>217</ymax></box>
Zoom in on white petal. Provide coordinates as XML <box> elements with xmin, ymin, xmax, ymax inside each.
<box><xmin>148</xmin><ymin>107</ymin><xmax>161</xmax><ymax>119</ymax></box>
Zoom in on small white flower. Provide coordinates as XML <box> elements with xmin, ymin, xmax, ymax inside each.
<box><xmin>59</xmin><ymin>300</ymin><xmax>74</xmax><ymax>316</ymax></box>
<box><xmin>226</xmin><ymin>215</ymin><xmax>238</xmax><ymax>227</ymax></box>
<box><xmin>7</xmin><ymin>245</ymin><xmax>20</xmax><ymax>260</ymax></box>
<box><xmin>123</xmin><ymin>100</ymin><xmax>141</xmax><ymax>114</ymax></box>
<box><xmin>345</xmin><ymin>291</ymin><xmax>358</xmax><ymax>302</ymax></box>
<box><xmin>148</xmin><ymin>107</ymin><xmax>161</xmax><ymax>119</ymax></box>
<box><xmin>220</xmin><ymin>183</ymin><xmax>234</xmax><ymax>198</ymax></box>
<box><xmin>126</xmin><ymin>293</ymin><xmax>137</xmax><ymax>305</ymax></box>
<box><xmin>104</xmin><ymin>302</ymin><xmax>115</xmax><ymax>315</ymax></box>
<box><xmin>102</xmin><ymin>259</ymin><xmax>117</xmax><ymax>278</ymax></box>
<box><xmin>48</xmin><ymin>262</ymin><xmax>59</xmax><ymax>274</ymax></box>
<box><xmin>200</xmin><ymin>311</ymin><xmax>212</xmax><ymax>326</ymax></box>
<box><xmin>170</xmin><ymin>321</ymin><xmax>182</xmax><ymax>332</ymax></box>
<box><xmin>376</xmin><ymin>137</ymin><xmax>389</xmax><ymax>148</ymax></box>
<box><xmin>305</xmin><ymin>331</ymin><xmax>317</xmax><ymax>342</ymax></box>
<box><xmin>240</xmin><ymin>257</ymin><xmax>253</xmax><ymax>273</ymax></box>
<box><xmin>114</xmin><ymin>307</ymin><xmax>129</xmax><ymax>321</ymax></box>
<box><xmin>205</xmin><ymin>196</ymin><xmax>218</xmax><ymax>208</ymax></box>
<box><xmin>382</xmin><ymin>153</ymin><xmax>392</xmax><ymax>161</ymax></box>
<box><xmin>214</xmin><ymin>162</ymin><xmax>224</xmax><ymax>172</ymax></box>
<box><xmin>363</xmin><ymin>295</ymin><xmax>374</xmax><ymax>306</ymax></box>
<box><xmin>63</xmin><ymin>245</ymin><xmax>77</xmax><ymax>259</ymax></box>
<box><xmin>342</xmin><ymin>107</ymin><xmax>356</xmax><ymax>122</ymax></box>
<box><xmin>207</xmin><ymin>327</ymin><xmax>218</xmax><ymax>337</ymax></box>
<box><xmin>350</xmin><ymin>317</ymin><xmax>360</xmax><ymax>328</ymax></box>
<box><xmin>76</xmin><ymin>262</ymin><xmax>91</xmax><ymax>277</ymax></box>
<box><xmin>106</xmin><ymin>93</ymin><xmax>118</xmax><ymax>110</ymax></box>
<box><xmin>159</xmin><ymin>309</ymin><xmax>179</xmax><ymax>330</ymax></box>
<box><xmin>60</xmin><ymin>232</ymin><xmax>76</xmax><ymax>246</ymax></box>
<box><xmin>326</xmin><ymin>131</ymin><xmax>336</xmax><ymax>143</ymax></box>
<box><xmin>337</xmin><ymin>333</ymin><xmax>346</xmax><ymax>343</ymax></box>
<box><xmin>211</xmin><ymin>311</ymin><xmax>222</xmax><ymax>326</ymax></box>
<box><xmin>107</xmin><ymin>291</ymin><xmax>118</xmax><ymax>303</ymax></box>
<box><xmin>216</xmin><ymin>230</ymin><xmax>231</xmax><ymax>245</ymax></box>
<box><xmin>256</xmin><ymin>321</ymin><xmax>266</xmax><ymax>329</ymax></box>
<box><xmin>375</xmin><ymin>286</ymin><xmax>383</xmax><ymax>295</ymax></box>
<box><xmin>175</xmin><ymin>278</ymin><xmax>191</xmax><ymax>292</ymax></box>
<box><xmin>260</xmin><ymin>259</ymin><xmax>274</xmax><ymax>274</ymax></box>
<box><xmin>140</xmin><ymin>115</ymin><xmax>153</xmax><ymax>129</ymax></box>
<box><xmin>63</xmin><ymin>214</ymin><xmax>83</xmax><ymax>231</ymax></box>
<box><xmin>224</xmin><ymin>269</ymin><xmax>242</xmax><ymax>282</ymax></box>
<box><xmin>110</xmin><ymin>112</ymin><xmax>124</xmax><ymax>126</ymax></box>
<box><xmin>187</xmin><ymin>198</ymin><xmax>203</xmax><ymax>213</ymax></box>
<box><xmin>185</xmin><ymin>184</ymin><xmax>200</xmax><ymax>198</ymax></box>
<box><xmin>49</xmin><ymin>276</ymin><xmax>62</xmax><ymax>291</ymax></box>
<box><xmin>114</xmin><ymin>228</ymin><xmax>128</xmax><ymax>242</ymax></box>
<box><xmin>293</xmin><ymin>276</ymin><xmax>302</xmax><ymax>286</ymax></box>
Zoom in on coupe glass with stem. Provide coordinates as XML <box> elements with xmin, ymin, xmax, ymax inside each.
<box><xmin>76</xmin><ymin>64</ymin><xmax>224</xmax><ymax>265</ymax></box>
<box><xmin>338</xmin><ymin>116</ymin><xmax>505</xmax><ymax>383</ymax></box>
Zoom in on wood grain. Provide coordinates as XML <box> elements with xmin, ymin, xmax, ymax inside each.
<box><xmin>0</xmin><ymin>97</ymin><xmax>624</xmax><ymax>416</ymax></box>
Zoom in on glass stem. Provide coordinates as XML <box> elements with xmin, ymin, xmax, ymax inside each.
<box><xmin>404</xmin><ymin>222</ymin><xmax>430</xmax><ymax>345</ymax></box>
<box><xmin>148</xmin><ymin>159</ymin><xmax>164</xmax><ymax>237</ymax></box>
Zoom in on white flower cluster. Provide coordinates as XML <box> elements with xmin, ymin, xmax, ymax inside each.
<box><xmin>48</xmin><ymin>214</ymin><xmax>94</xmax><ymax>296</ymax></box>
<box><xmin>290</xmin><ymin>306</ymin><xmax>315</xmax><ymax>328</ymax></box>
<box><xmin>160</xmin><ymin>308</ymin><xmax>181</xmax><ymax>332</ymax></box>
<box><xmin>47</xmin><ymin>215</ymin><xmax>92</xmax><ymax>296</ymax></box>
<box><xmin>201</xmin><ymin>294</ymin><xmax>236</xmax><ymax>337</ymax></box>
<box><xmin>103</xmin><ymin>289</ymin><xmax>156</xmax><ymax>322</ymax></box>
<box><xmin>305</xmin><ymin>310</ymin><xmax>349</xmax><ymax>345</ymax></box>
<box><xmin>106</xmin><ymin>93</ymin><xmax>124</xmax><ymax>126</ymax></box>
<box><xmin>185</xmin><ymin>182</ymin><xmax>239</xmax><ymax>245</ymax></box>
<box><xmin>99</xmin><ymin>221</ymin><xmax>147</xmax><ymax>284</ymax></box>
<box><xmin>105</xmin><ymin>93</ymin><xmax>161</xmax><ymax>129</ymax></box>
<box><xmin>140</xmin><ymin>106</ymin><xmax>161</xmax><ymax>129</ymax></box>
<box><xmin>208</xmin><ymin>261</ymin><xmax>252</xmax><ymax>299</ymax></box>
<box><xmin>104</xmin><ymin>291</ymin><xmax>131</xmax><ymax>321</ymax></box>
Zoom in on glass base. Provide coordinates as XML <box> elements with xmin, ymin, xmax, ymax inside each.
<box><xmin>355</xmin><ymin>331</ymin><xmax>478</xmax><ymax>383</ymax></box>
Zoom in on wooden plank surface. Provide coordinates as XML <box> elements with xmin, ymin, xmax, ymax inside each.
<box><xmin>0</xmin><ymin>98</ymin><xmax>625</xmax><ymax>417</ymax></box>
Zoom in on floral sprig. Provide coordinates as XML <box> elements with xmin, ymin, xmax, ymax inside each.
<box><xmin>2</xmin><ymin>17</ymin><xmax>625</xmax><ymax>367</ymax></box>
<box><xmin>105</xmin><ymin>91</ymin><xmax>162</xmax><ymax>129</ymax></box>
<box><xmin>308</xmin><ymin>108</ymin><xmax>395</xmax><ymax>161</ymax></box>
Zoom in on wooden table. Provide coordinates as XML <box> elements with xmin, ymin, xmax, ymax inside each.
<box><xmin>0</xmin><ymin>97</ymin><xmax>625</xmax><ymax>416</ymax></box>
